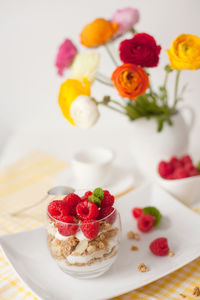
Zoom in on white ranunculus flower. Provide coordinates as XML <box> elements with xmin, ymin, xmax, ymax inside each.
<box><xmin>70</xmin><ymin>95</ymin><xmax>99</xmax><ymax>129</ymax></box>
<box><xmin>72</xmin><ymin>52</ymin><xmax>100</xmax><ymax>82</ymax></box>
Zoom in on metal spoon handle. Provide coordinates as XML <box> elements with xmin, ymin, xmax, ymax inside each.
<box><xmin>11</xmin><ymin>195</ymin><xmax>49</xmax><ymax>216</ymax></box>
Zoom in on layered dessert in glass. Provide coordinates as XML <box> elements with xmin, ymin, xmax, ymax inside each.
<box><xmin>46</xmin><ymin>188</ymin><xmax>121</xmax><ymax>278</ymax></box>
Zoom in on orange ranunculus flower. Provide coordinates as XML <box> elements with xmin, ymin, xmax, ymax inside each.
<box><xmin>80</xmin><ymin>18</ymin><xmax>118</xmax><ymax>48</ymax></box>
<box><xmin>111</xmin><ymin>64</ymin><xmax>149</xmax><ymax>100</ymax></box>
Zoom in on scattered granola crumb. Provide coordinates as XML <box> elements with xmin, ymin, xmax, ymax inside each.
<box><xmin>130</xmin><ymin>245</ymin><xmax>138</xmax><ymax>251</ymax></box>
<box><xmin>193</xmin><ymin>287</ymin><xmax>200</xmax><ymax>297</ymax></box>
<box><xmin>127</xmin><ymin>231</ymin><xmax>140</xmax><ymax>241</ymax></box>
<box><xmin>179</xmin><ymin>293</ymin><xmax>186</xmax><ymax>298</ymax></box>
<box><xmin>137</xmin><ymin>263</ymin><xmax>149</xmax><ymax>272</ymax></box>
<box><xmin>168</xmin><ymin>251</ymin><xmax>175</xmax><ymax>257</ymax></box>
<box><xmin>127</xmin><ymin>231</ymin><xmax>134</xmax><ymax>239</ymax></box>
<box><xmin>133</xmin><ymin>233</ymin><xmax>140</xmax><ymax>241</ymax></box>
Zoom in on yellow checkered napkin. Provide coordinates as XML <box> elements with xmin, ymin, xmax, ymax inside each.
<box><xmin>0</xmin><ymin>151</ymin><xmax>199</xmax><ymax>300</ymax></box>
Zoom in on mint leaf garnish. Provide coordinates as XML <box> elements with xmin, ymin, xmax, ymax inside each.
<box><xmin>88</xmin><ymin>188</ymin><xmax>104</xmax><ymax>207</ymax></box>
<box><xmin>197</xmin><ymin>161</ymin><xmax>200</xmax><ymax>173</ymax></box>
<box><xmin>93</xmin><ymin>188</ymin><xmax>104</xmax><ymax>200</ymax></box>
<box><xmin>88</xmin><ymin>195</ymin><xmax>102</xmax><ymax>207</ymax></box>
<box><xmin>143</xmin><ymin>206</ymin><xmax>162</xmax><ymax>227</ymax></box>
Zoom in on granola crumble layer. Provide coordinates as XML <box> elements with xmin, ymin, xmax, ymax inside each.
<box><xmin>47</xmin><ymin>221</ymin><xmax>120</xmax><ymax>267</ymax></box>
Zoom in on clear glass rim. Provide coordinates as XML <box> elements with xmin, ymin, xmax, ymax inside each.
<box><xmin>47</xmin><ymin>206</ymin><xmax>118</xmax><ymax>226</ymax></box>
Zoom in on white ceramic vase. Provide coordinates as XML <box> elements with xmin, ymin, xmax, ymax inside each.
<box><xmin>130</xmin><ymin>106</ymin><xmax>195</xmax><ymax>178</ymax></box>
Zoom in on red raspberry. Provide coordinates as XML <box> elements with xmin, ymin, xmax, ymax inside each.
<box><xmin>98</xmin><ymin>207</ymin><xmax>116</xmax><ymax>224</ymax></box>
<box><xmin>181</xmin><ymin>155</ymin><xmax>192</xmax><ymax>165</ymax></box>
<box><xmin>150</xmin><ymin>237</ymin><xmax>169</xmax><ymax>256</ymax></box>
<box><xmin>173</xmin><ymin>167</ymin><xmax>188</xmax><ymax>179</ymax></box>
<box><xmin>76</xmin><ymin>201</ymin><xmax>99</xmax><ymax>221</ymax></box>
<box><xmin>63</xmin><ymin>193</ymin><xmax>81</xmax><ymax>215</ymax></box>
<box><xmin>48</xmin><ymin>200</ymin><xmax>69</xmax><ymax>220</ymax></box>
<box><xmin>132</xmin><ymin>207</ymin><xmax>143</xmax><ymax>219</ymax></box>
<box><xmin>81</xmin><ymin>220</ymin><xmax>100</xmax><ymax>239</ymax></box>
<box><xmin>137</xmin><ymin>214</ymin><xmax>155</xmax><ymax>232</ymax></box>
<box><xmin>81</xmin><ymin>191</ymin><xmax>92</xmax><ymax>202</ymax></box>
<box><xmin>170</xmin><ymin>156</ymin><xmax>182</xmax><ymax>169</ymax></box>
<box><xmin>58</xmin><ymin>216</ymin><xmax>78</xmax><ymax>236</ymax></box>
<box><xmin>158</xmin><ymin>161</ymin><xmax>173</xmax><ymax>178</ymax></box>
<box><xmin>189</xmin><ymin>169</ymin><xmax>199</xmax><ymax>177</ymax></box>
<box><xmin>101</xmin><ymin>190</ymin><xmax>115</xmax><ymax>208</ymax></box>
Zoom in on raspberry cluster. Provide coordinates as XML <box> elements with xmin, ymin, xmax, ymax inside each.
<box><xmin>47</xmin><ymin>188</ymin><xmax>116</xmax><ymax>239</ymax></box>
<box><xmin>158</xmin><ymin>155</ymin><xmax>200</xmax><ymax>180</ymax></box>
<box><xmin>132</xmin><ymin>206</ymin><xmax>161</xmax><ymax>232</ymax></box>
<box><xmin>132</xmin><ymin>206</ymin><xmax>170</xmax><ymax>256</ymax></box>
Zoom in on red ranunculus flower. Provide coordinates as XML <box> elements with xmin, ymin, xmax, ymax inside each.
<box><xmin>119</xmin><ymin>33</ymin><xmax>161</xmax><ymax>68</ymax></box>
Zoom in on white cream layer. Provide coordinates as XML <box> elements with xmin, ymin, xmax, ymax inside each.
<box><xmin>67</xmin><ymin>235</ymin><xmax>119</xmax><ymax>265</ymax></box>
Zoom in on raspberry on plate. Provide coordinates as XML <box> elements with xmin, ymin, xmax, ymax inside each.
<box><xmin>100</xmin><ymin>190</ymin><xmax>114</xmax><ymax>208</ymax></box>
<box><xmin>63</xmin><ymin>193</ymin><xmax>81</xmax><ymax>215</ymax></box>
<box><xmin>81</xmin><ymin>191</ymin><xmax>92</xmax><ymax>202</ymax></box>
<box><xmin>150</xmin><ymin>237</ymin><xmax>169</xmax><ymax>256</ymax></box>
<box><xmin>158</xmin><ymin>161</ymin><xmax>173</xmax><ymax>178</ymax></box>
<box><xmin>58</xmin><ymin>216</ymin><xmax>78</xmax><ymax>236</ymax></box>
<box><xmin>132</xmin><ymin>207</ymin><xmax>143</xmax><ymax>219</ymax></box>
<box><xmin>76</xmin><ymin>201</ymin><xmax>99</xmax><ymax>221</ymax></box>
<box><xmin>80</xmin><ymin>219</ymin><xmax>100</xmax><ymax>239</ymax></box>
<box><xmin>137</xmin><ymin>214</ymin><xmax>155</xmax><ymax>232</ymax></box>
<box><xmin>48</xmin><ymin>200</ymin><xmax>69</xmax><ymax>220</ymax></box>
<box><xmin>98</xmin><ymin>207</ymin><xmax>116</xmax><ymax>224</ymax></box>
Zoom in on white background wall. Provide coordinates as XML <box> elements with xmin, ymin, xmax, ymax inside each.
<box><xmin>0</xmin><ymin>0</ymin><xmax>200</xmax><ymax>144</ymax></box>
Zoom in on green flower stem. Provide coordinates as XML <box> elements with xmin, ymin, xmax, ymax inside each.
<box><xmin>104</xmin><ymin>43</ymin><xmax>118</xmax><ymax>66</ymax></box>
<box><xmin>163</xmin><ymin>70</ymin><xmax>169</xmax><ymax>90</ymax></box>
<box><xmin>109</xmin><ymin>99</ymin><xmax>127</xmax><ymax>110</ymax></box>
<box><xmin>95</xmin><ymin>77</ymin><xmax>113</xmax><ymax>87</ymax></box>
<box><xmin>162</xmin><ymin>69</ymin><xmax>170</xmax><ymax>106</ymax></box>
<box><xmin>130</xmin><ymin>28</ymin><xmax>136</xmax><ymax>34</ymax></box>
<box><xmin>149</xmin><ymin>83</ymin><xmax>153</xmax><ymax>94</ymax></box>
<box><xmin>96</xmin><ymin>72</ymin><xmax>112</xmax><ymax>82</ymax></box>
<box><xmin>144</xmin><ymin>68</ymin><xmax>153</xmax><ymax>94</ymax></box>
<box><xmin>97</xmin><ymin>101</ymin><xmax>127</xmax><ymax>115</ymax></box>
<box><xmin>173</xmin><ymin>70</ymin><xmax>181</xmax><ymax>109</ymax></box>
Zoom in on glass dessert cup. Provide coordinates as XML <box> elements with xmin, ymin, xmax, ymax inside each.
<box><xmin>46</xmin><ymin>205</ymin><xmax>121</xmax><ymax>279</ymax></box>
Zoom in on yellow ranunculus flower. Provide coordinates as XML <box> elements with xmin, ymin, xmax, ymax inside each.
<box><xmin>167</xmin><ymin>34</ymin><xmax>200</xmax><ymax>70</ymax></box>
<box><xmin>58</xmin><ymin>78</ymin><xmax>90</xmax><ymax>125</ymax></box>
<box><xmin>72</xmin><ymin>52</ymin><xmax>100</xmax><ymax>82</ymax></box>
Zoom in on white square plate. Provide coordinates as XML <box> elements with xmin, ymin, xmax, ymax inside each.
<box><xmin>1</xmin><ymin>184</ymin><xmax>200</xmax><ymax>300</ymax></box>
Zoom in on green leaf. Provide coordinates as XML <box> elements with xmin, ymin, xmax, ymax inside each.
<box><xmin>93</xmin><ymin>188</ymin><xmax>104</xmax><ymax>200</ymax></box>
<box><xmin>197</xmin><ymin>161</ymin><xmax>200</xmax><ymax>173</ymax></box>
<box><xmin>88</xmin><ymin>188</ymin><xmax>104</xmax><ymax>207</ymax></box>
<box><xmin>166</xmin><ymin>118</ymin><xmax>173</xmax><ymax>126</ymax></box>
<box><xmin>88</xmin><ymin>195</ymin><xmax>102</xmax><ymax>207</ymax></box>
<box><xmin>143</xmin><ymin>206</ymin><xmax>162</xmax><ymax>227</ymax></box>
<box><xmin>157</xmin><ymin>118</ymin><xmax>164</xmax><ymax>132</ymax></box>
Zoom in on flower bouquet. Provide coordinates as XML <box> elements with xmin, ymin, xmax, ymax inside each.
<box><xmin>56</xmin><ymin>7</ymin><xmax>200</xmax><ymax>132</ymax></box>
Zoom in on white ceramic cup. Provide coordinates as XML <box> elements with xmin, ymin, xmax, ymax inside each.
<box><xmin>72</xmin><ymin>147</ymin><xmax>115</xmax><ymax>187</ymax></box>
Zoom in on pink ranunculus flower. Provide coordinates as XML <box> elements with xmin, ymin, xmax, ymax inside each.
<box><xmin>55</xmin><ymin>39</ymin><xmax>77</xmax><ymax>76</ymax></box>
<box><xmin>111</xmin><ymin>7</ymin><xmax>140</xmax><ymax>36</ymax></box>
